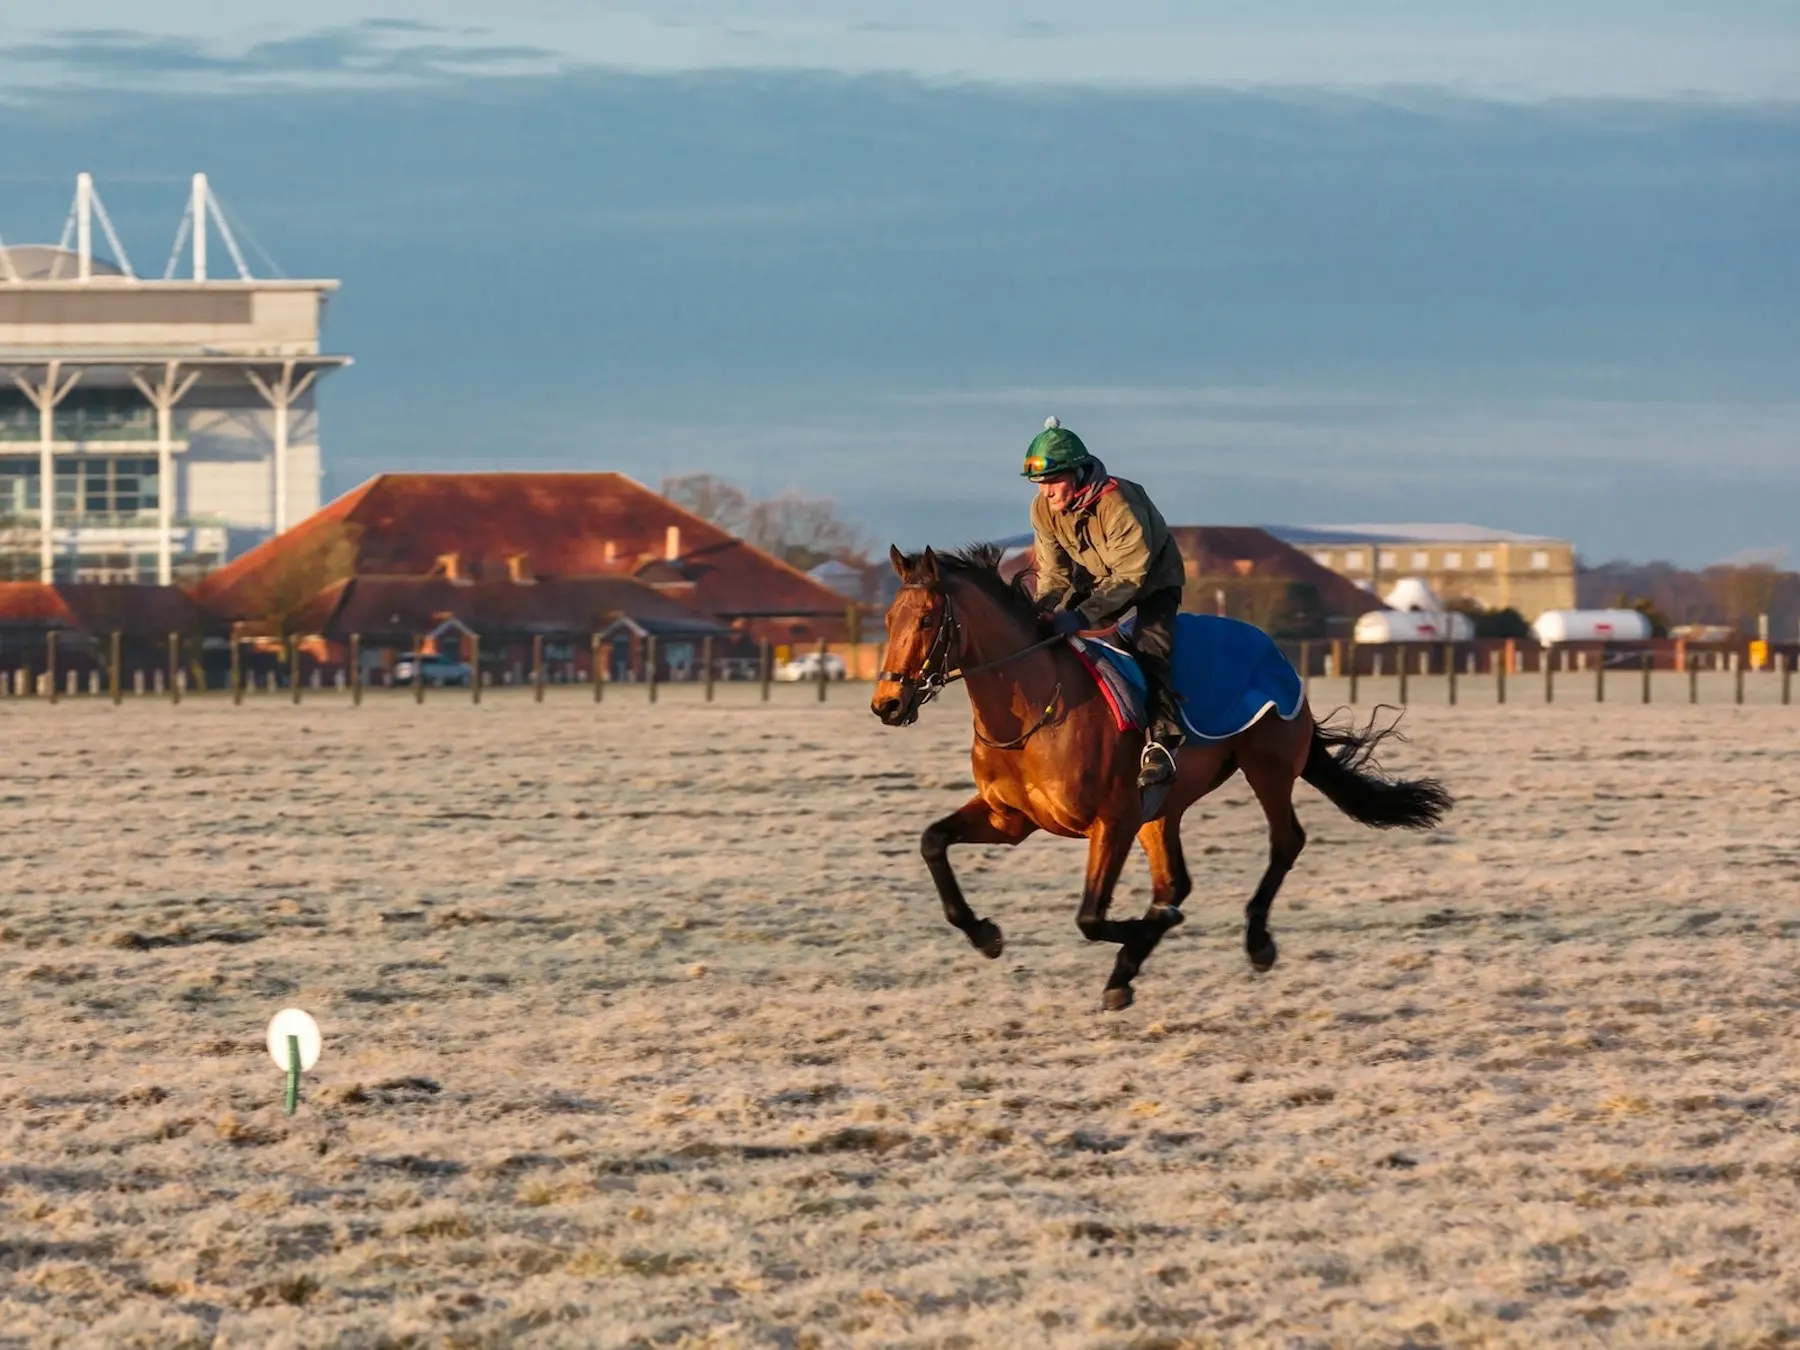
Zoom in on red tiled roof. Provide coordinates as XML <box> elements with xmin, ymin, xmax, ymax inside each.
<box><xmin>294</xmin><ymin>576</ymin><xmax>731</xmax><ymax>639</ymax></box>
<box><xmin>193</xmin><ymin>473</ymin><xmax>850</xmax><ymax>620</ymax></box>
<box><xmin>1167</xmin><ymin>527</ymin><xmax>1383</xmax><ymax>616</ymax></box>
<box><xmin>0</xmin><ymin>583</ymin><xmax>218</xmax><ymax>636</ymax></box>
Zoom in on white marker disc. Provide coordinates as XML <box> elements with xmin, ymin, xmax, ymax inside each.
<box><xmin>266</xmin><ymin>1008</ymin><xmax>323</xmax><ymax>1073</ymax></box>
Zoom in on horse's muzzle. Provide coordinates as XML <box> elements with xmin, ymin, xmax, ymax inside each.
<box><xmin>871</xmin><ymin>690</ymin><xmax>921</xmax><ymax>727</ymax></box>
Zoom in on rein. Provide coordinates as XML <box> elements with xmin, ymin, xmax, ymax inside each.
<box><xmin>878</xmin><ymin>581</ymin><xmax>1067</xmax><ymax>747</ymax></box>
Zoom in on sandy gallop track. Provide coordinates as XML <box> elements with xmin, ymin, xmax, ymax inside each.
<box><xmin>1</xmin><ymin>687</ymin><xmax>1796</xmax><ymax>1348</ymax></box>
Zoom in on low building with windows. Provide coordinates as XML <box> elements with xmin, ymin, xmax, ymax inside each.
<box><xmin>0</xmin><ymin>173</ymin><xmax>349</xmax><ymax>584</ymax></box>
<box><xmin>1266</xmin><ymin>524</ymin><xmax>1577</xmax><ymax>619</ymax></box>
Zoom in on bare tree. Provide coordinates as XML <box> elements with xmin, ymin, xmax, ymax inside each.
<box><xmin>0</xmin><ymin>514</ymin><xmax>36</xmax><ymax>581</ymax></box>
<box><xmin>743</xmin><ymin>491</ymin><xmax>865</xmax><ymax>571</ymax></box>
<box><xmin>1708</xmin><ymin>564</ymin><xmax>1783</xmax><ymax>632</ymax></box>
<box><xmin>661</xmin><ymin>474</ymin><xmax>752</xmax><ymax>536</ymax></box>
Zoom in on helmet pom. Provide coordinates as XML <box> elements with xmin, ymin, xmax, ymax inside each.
<box><xmin>1044</xmin><ymin>415</ymin><xmax>1060</xmax><ymax>430</ymax></box>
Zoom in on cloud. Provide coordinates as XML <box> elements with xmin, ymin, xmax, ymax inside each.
<box><xmin>0</xmin><ymin>23</ymin><xmax>560</xmax><ymax>88</ymax></box>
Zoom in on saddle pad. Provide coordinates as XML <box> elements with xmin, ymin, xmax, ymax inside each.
<box><xmin>1080</xmin><ymin>614</ymin><xmax>1306</xmax><ymax>742</ymax></box>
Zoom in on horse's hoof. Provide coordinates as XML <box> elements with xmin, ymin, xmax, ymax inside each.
<box><xmin>1149</xmin><ymin>903</ymin><xmax>1185</xmax><ymax>930</ymax></box>
<box><xmin>1102</xmin><ymin>985</ymin><xmax>1134</xmax><ymax>1012</ymax></box>
<box><xmin>974</xmin><ymin>920</ymin><xmax>1005</xmax><ymax>960</ymax></box>
<box><xmin>1248</xmin><ymin>935</ymin><xmax>1279</xmax><ymax>973</ymax></box>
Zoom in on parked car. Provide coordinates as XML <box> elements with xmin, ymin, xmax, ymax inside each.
<box><xmin>393</xmin><ymin>653</ymin><xmax>473</xmax><ymax>686</ymax></box>
<box><xmin>773</xmin><ymin>652</ymin><xmax>849</xmax><ymax>682</ymax></box>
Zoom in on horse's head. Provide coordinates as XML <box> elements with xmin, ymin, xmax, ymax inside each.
<box><xmin>872</xmin><ymin>544</ymin><xmax>955</xmax><ymax>727</ymax></box>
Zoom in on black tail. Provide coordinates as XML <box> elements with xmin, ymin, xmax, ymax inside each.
<box><xmin>1303</xmin><ymin>711</ymin><xmax>1453</xmax><ymax>831</ymax></box>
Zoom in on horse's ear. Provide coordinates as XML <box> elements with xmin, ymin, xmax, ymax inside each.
<box><xmin>920</xmin><ymin>547</ymin><xmax>941</xmax><ymax>583</ymax></box>
<box><xmin>888</xmin><ymin>543</ymin><xmax>908</xmax><ymax>580</ymax></box>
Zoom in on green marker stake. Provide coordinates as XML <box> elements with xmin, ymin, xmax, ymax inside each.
<box><xmin>267</xmin><ymin>1008</ymin><xmax>322</xmax><ymax>1119</ymax></box>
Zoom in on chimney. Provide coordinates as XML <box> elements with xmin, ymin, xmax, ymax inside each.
<box><xmin>507</xmin><ymin>552</ymin><xmax>533</xmax><ymax>584</ymax></box>
<box><xmin>665</xmin><ymin>525</ymin><xmax>681</xmax><ymax>562</ymax></box>
<box><xmin>433</xmin><ymin>552</ymin><xmax>462</xmax><ymax>582</ymax></box>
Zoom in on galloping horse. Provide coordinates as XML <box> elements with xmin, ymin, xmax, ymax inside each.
<box><xmin>871</xmin><ymin>543</ymin><xmax>1453</xmax><ymax>1010</ymax></box>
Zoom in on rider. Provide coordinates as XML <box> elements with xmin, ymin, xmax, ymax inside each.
<box><xmin>1023</xmin><ymin>417</ymin><xmax>1189</xmax><ymax>790</ymax></box>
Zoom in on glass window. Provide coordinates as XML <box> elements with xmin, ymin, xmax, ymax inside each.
<box><xmin>1378</xmin><ymin>550</ymin><xmax>1398</xmax><ymax>570</ymax></box>
<box><xmin>1411</xmin><ymin>550</ymin><xmax>1430</xmax><ymax>569</ymax></box>
<box><xmin>0</xmin><ymin>463</ymin><xmax>37</xmax><ymax>515</ymax></box>
<box><xmin>1444</xmin><ymin>551</ymin><xmax>1463</xmax><ymax>569</ymax></box>
<box><xmin>113</xmin><ymin>458</ymin><xmax>158</xmax><ymax>515</ymax></box>
<box><xmin>1312</xmin><ymin>552</ymin><xmax>1332</xmax><ymax>568</ymax></box>
<box><xmin>1475</xmin><ymin>551</ymin><xmax>1494</xmax><ymax>570</ymax></box>
<box><xmin>1531</xmin><ymin>550</ymin><xmax>1550</xmax><ymax>570</ymax></box>
<box><xmin>1345</xmin><ymin>550</ymin><xmax>1366</xmax><ymax>570</ymax></box>
<box><xmin>54</xmin><ymin>458</ymin><xmax>82</xmax><ymax>519</ymax></box>
<box><xmin>85</xmin><ymin>462</ymin><xmax>111</xmax><ymax>516</ymax></box>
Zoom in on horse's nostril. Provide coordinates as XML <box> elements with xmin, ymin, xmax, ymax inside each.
<box><xmin>872</xmin><ymin>698</ymin><xmax>899</xmax><ymax>720</ymax></box>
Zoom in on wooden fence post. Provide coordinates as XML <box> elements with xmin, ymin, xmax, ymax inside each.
<box><xmin>110</xmin><ymin>631</ymin><xmax>122</xmax><ymax>706</ymax></box>
<box><xmin>646</xmin><ymin>636</ymin><xmax>659</xmax><ymax>703</ymax></box>
<box><xmin>592</xmin><ymin>633</ymin><xmax>604</xmax><ymax>703</ymax></box>
<box><xmin>816</xmin><ymin>638</ymin><xmax>829</xmax><ymax>702</ymax></box>
<box><xmin>350</xmin><ymin>634</ymin><xmax>363</xmax><ymax>706</ymax></box>
<box><xmin>1545</xmin><ymin>647</ymin><xmax>1555</xmax><ymax>704</ymax></box>
<box><xmin>703</xmin><ymin>636</ymin><xmax>715</xmax><ymax>703</ymax></box>
<box><xmin>1785</xmin><ymin>651</ymin><xmax>1793</xmax><ymax>706</ymax></box>
<box><xmin>1736</xmin><ymin>647</ymin><xmax>1746</xmax><ymax>705</ymax></box>
<box><xmin>1688</xmin><ymin>652</ymin><xmax>1698</xmax><ymax>704</ymax></box>
<box><xmin>1641</xmin><ymin>649</ymin><xmax>1651</xmax><ymax>704</ymax></box>
<box><xmin>471</xmin><ymin>634</ymin><xmax>482</xmax><ymax>705</ymax></box>
<box><xmin>231</xmin><ymin>633</ymin><xmax>243</xmax><ymax>705</ymax></box>
<box><xmin>1496</xmin><ymin>643</ymin><xmax>1507</xmax><ymax>705</ymax></box>
<box><xmin>761</xmin><ymin>639</ymin><xmax>773</xmax><ymax>702</ymax></box>
<box><xmin>1595</xmin><ymin>649</ymin><xmax>1605</xmax><ymax>704</ymax></box>
<box><xmin>1445</xmin><ymin>641</ymin><xmax>1456</xmax><ymax>706</ymax></box>
<box><xmin>46</xmin><ymin>631</ymin><xmax>58</xmax><ymax>705</ymax></box>
<box><xmin>169</xmin><ymin>633</ymin><xmax>181</xmax><ymax>705</ymax></box>
<box><xmin>290</xmin><ymin>638</ymin><xmax>302</xmax><ymax>705</ymax></box>
<box><xmin>1397</xmin><ymin>645</ymin><xmax>1409</xmax><ymax>705</ymax></box>
<box><xmin>413</xmin><ymin>635</ymin><xmax>426</xmax><ymax>704</ymax></box>
<box><xmin>533</xmin><ymin>634</ymin><xmax>546</xmax><ymax>704</ymax></box>
<box><xmin>1347</xmin><ymin>641</ymin><xmax>1359</xmax><ymax>704</ymax></box>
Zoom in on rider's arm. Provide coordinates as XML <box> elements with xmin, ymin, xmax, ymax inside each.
<box><xmin>1075</xmin><ymin>492</ymin><xmax>1154</xmax><ymax>626</ymax></box>
<box><xmin>1030</xmin><ymin>497</ymin><xmax>1076</xmax><ymax>610</ymax></box>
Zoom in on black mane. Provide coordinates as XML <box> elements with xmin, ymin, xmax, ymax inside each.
<box><xmin>902</xmin><ymin>542</ymin><xmax>1041</xmax><ymax>623</ymax></box>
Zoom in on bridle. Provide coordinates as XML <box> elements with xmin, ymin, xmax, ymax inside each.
<box><xmin>877</xmin><ymin>582</ymin><xmax>1067</xmax><ymax>747</ymax></box>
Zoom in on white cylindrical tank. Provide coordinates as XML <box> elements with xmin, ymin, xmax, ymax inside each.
<box><xmin>1353</xmin><ymin>609</ymin><xmax>1475</xmax><ymax>643</ymax></box>
<box><xmin>1532</xmin><ymin>609</ymin><xmax>1652</xmax><ymax>645</ymax></box>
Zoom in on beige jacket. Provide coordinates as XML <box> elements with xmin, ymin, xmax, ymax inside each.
<box><xmin>1031</xmin><ymin>476</ymin><xmax>1187</xmax><ymax>626</ymax></box>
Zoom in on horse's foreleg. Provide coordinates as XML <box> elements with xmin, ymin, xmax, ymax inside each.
<box><xmin>1241</xmin><ymin>757</ymin><xmax>1307</xmax><ymax>973</ymax></box>
<box><xmin>921</xmin><ymin>796</ymin><xmax>1036</xmax><ymax>960</ymax></box>
<box><xmin>1101</xmin><ymin>814</ymin><xmax>1193</xmax><ymax>1003</ymax></box>
<box><xmin>1071</xmin><ymin>822</ymin><xmax>1152</xmax><ymax>1010</ymax></box>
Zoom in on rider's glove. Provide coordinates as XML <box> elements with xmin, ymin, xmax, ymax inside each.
<box><xmin>1049</xmin><ymin>611</ymin><xmax>1084</xmax><ymax>637</ymax></box>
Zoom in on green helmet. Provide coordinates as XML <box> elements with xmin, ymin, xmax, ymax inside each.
<box><xmin>1021</xmin><ymin>416</ymin><xmax>1095</xmax><ymax>481</ymax></box>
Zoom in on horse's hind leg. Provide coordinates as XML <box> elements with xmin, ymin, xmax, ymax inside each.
<box><xmin>921</xmin><ymin>796</ymin><xmax>1036</xmax><ymax>959</ymax></box>
<box><xmin>1241</xmin><ymin>756</ymin><xmax>1307</xmax><ymax>973</ymax></box>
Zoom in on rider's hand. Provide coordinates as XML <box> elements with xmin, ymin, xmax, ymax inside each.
<box><xmin>1049</xmin><ymin>611</ymin><xmax>1084</xmax><ymax>637</ymax></box>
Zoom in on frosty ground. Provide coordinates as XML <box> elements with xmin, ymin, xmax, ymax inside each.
<box><xmin>1</xmin><ymin>687</ymin><xmax>1796</xmax><ymax>1347</ymax></box>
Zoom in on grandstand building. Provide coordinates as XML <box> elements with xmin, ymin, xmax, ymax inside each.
<box><xmin>0</xmin><ymin>174</ymin><xmax>349</xmax><ymax>584</ymax></box>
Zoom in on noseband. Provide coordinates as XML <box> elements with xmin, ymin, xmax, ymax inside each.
<box><xmin>878</xmin><ymin>581</ymin><xmax>1068</xmax><ymax>745</ymax></box>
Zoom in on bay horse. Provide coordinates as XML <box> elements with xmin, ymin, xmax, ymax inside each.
<box><xmin>871</xmin><ymin>543</ymin><xmax>1453</xmax><ymax>1010</ymax></box>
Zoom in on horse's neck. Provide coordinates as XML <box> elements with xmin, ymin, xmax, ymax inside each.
<box><xmin>947</xmin><ymin>577</ymin><xmax>1061</xmax><ymax>713</ymax></box>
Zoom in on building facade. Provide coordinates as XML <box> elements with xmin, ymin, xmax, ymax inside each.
<box><xmin>0</xmin><ymin>174</ymin><xmax>349</xmax><ymax>584</ymax></box>
<box><xmin>1267</xmin><ymin>524</ymin><xmax>1577</xmax><ymax>619</ymax></box>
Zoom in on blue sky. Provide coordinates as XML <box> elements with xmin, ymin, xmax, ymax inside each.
<box><xmin>0</xmin><ymin>7</ymin><xmax>1796</xmax><ymax>566</ymax></box>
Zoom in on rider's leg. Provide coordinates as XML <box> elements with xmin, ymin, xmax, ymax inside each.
<box><xmin>1130</xmin><ymin>586</ymin><xmax>1185</xmax><ymax>787</ymax></box>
